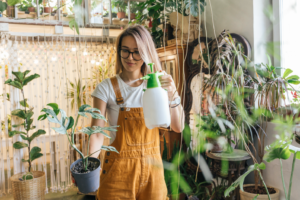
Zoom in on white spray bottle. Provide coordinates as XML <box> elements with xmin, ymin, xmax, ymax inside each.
<box><xmin>140</xmin><ymin>63</ymin><xmax>170</xmax><ymax>129</ymax></box>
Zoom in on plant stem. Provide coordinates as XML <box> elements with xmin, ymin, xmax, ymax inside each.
<box><xmin>280</xmin><ymin>159</ymin><xmax>288</xmax><ymax>199</ymax></box>
<box><xmin>72</xmin><ymin>115</ymin><xmax>80</xmax><ymax>144</ymax></box>
<box><xmin>87</xmin><ymin>135</ymin><xmax>91</xmax><ymax>156</ymax></box>
<box><xmin>28</xmin><ymin>139</ymin><xmax>31</xmax><ymax>172</ymax></box>
<box><xmin>258</xmin><ymin>170</ymin><xmax>271</xmax><ymax>200</ymax></box>
<box><xmin>21</xmin><ymin>89</ymin><xmax>26</xmax><ymax>113</ymax></box>
<box><xmin>288</xmin><ymin>153</ymin><xmax>296</xmax><ymax>200</ymax></box>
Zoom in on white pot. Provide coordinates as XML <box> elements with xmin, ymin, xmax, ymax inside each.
<box><xmin>240</xmin><ymin>184</ymin><xmax>279</xmax><ymax>200</ymax></box>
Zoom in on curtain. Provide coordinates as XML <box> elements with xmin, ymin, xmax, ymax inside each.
<box><xmin>0</xmin><ymin>32</ymin><xmax>116</xmax><ymax>195</ymax></box>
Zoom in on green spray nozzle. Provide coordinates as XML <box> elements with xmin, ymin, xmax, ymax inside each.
<box><xmin>140</xmin><ymin>63</ymin><xmax>164</xmax><ymax>89</ymax></box>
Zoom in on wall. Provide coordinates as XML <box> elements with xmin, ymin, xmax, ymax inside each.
<box><xmin>204</xmin><ymin>0</ymin><xmax>273</xmax><ymax>65</ymax></box>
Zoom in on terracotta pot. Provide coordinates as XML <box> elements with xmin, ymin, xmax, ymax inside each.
<box><xmin>130</xmin><ymin>13</ymin><xmax>136</xmax><ymax>19</ymax></box>
<box><xmin>28</xmin><ymin>7</ymin><xmax>35</xmax><ymax>12</ymax></box>
<box><xmin>117</xmin><ymin>11</ymin><xmax>125</xmax><ymax>19</ymax></box>
<box><xmin>240</xmin><ymin>184</ymin><xmax>279</xmax><ymax>200</ymax></box>
<box><xmin>43</xmin><ymin>7</ymin><xmax>53</xmax><ymax>13</ymax></box>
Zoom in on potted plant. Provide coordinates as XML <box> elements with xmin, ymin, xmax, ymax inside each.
<box><xmin>42</xmin><ymin>0</ymin><xmax>53</xmax><ymax>13</ymax></box>
<box><xmin>130</xmin><ymin>1</ymin><xmax>139</xmax><ymax>19</ymax></box>
<box><xmin>19</xmin><ymin>0</ymin><xmax>37</xmax><ymax>12</ymax></box>
<box><xmin>199</xmin><ymin>114</ymin><xmax>233</xmax><ymax>153</ymax></box>
<box><xmin>39</xmin><ymin>103</ymin><xmax>119</xmax><ymax>194</ymax></box>
<box><xmin>5</xmin><ymin>70</ymin><xmax>46</xmax><ymax>200</ymax></box>
<box><xmin>112</xmin><ymin>0</ymin><xmax>127</xmax><ymax>19</ymax></box>
<box><xmin>6</xmin><ymin>0</ymin><xmax>21</xmax><ymax>17</ymax></box>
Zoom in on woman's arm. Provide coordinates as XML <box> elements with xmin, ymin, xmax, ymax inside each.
<box><xmin>160</xmin><ymin>73</ymin><xmax>185</xmax><ymax>133</ymax></box>
<box><xmin>89</xmin><ymin>97</ymin><xmax>107</xmax><ymax>158</ymax></box>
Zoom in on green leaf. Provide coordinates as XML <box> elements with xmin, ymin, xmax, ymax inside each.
<box><xmin>21</xmin><ymin>159</ymin><xmax>29</xmax><ymax>163</ymax></box>
<box><xmin>13</xmin><ymin>141</ymin><xmax>28</xmax><ymax>149</ymax></box>
<box><xmin>4</xmin><ymin>79</ymin><xmax>23</xmax><ymax>89</ymax></box>
<box><xmin>20</xmin><ymin>135</ymin><xmax>29</xmax><ymax>141</ymax></box>
<box><xmin>25</xmin><ymin>111</ymin><xmax>34</xmax><ymax>120</ymax></box>
<box><xmin>8</xmin><ymin>130</ymin><xmax>27</xmax><ymax>137</ymax></box>
<box><xmin>252</xmin><ymin>194</ymin><xmax>259</xmax><ymax>200</ymax></box>
<box><xmin>78</xmin><ymin>106</ymin><xmax>106</xmax><ymax>121</ymax></box>
<box><xmin>38</xmin><ymin>114</ymin><xmax>47</xmax><ymax>121</ymax></box>
<box><xmin>79</xmin><ymin>104</ymin><xmax>91</xmax><ymax>112</ymax></box>
<box><xmin>30</xmin><ymin>146</ymin><xmax>43</xmax><ymax>162</ymax></box>
<box><xmin>286</xmin><ymin>75</ymin><xmax>299</xmax><ymax>81</ymax></box>
<box><xmin>23</xmin><ymin>70</ymin><xmax>31</xmax><ymax>77</ymax></box>
<box><xmin>283</xmin><ymin>68</ymin><xmax>293</xmax><ymax>79</ymax></box>
<box><xmin>11</xmin><ymin>109</ymin><xmax>26</xmax><ymax>119</ymax></box>
<box><xmin>6</xmin><ymin>0</ymin><xmax>21</xmax><ymax>6</ymax></box>
<box><xmin>52</xmin><ymin>126</ymin><xmax>67</xmax><ymax>134</ymax></box>
<box><xmin>12</xmin><ymin>71</ymin><xmax>25</xmax><ymax>82</ymax></box>
<box><xmin>79</xmin><ymin>126</ymin><xmax>114</xmax><ymax>138</ymax></box>
<box><xmin>12</xmin><ymin>124</ymin><xmax>22</xmax><ymax>128</ymax></box>
<box><xmin>289</xmin><ymin>145</ymin><xmax>300</xmax><ymax>159</ymax></box>
<box><xmin>263</xmin><ymin>147</ymin><xmax>291</xmax><ymax>162</ymax></box>
<box><xmin>23</xmin><ymin>74</ymin><xmax>40</xmax><ymax>86</ymax></box>
<box><xmin>69</xmin><ymin>19</ymin><xmax>80</xmax><ymax>35</ymax></box>
<box><xmin>66</xmin><ymin>116</ymin><xmax>74</xmax><ymax>130</ymax></box>
<box><xmin>287</xmin><ymin>80</ymin><xmax>300</xmax><ymax>85</ymax></box>
<box><xmin>20</xmin><ymin>99</ymin><xmax>29</xmax><ymax>108</ymax></box>
<box><xmin>0</xmin><ymin>2</ymin><xmax>7</xmax><ymax>12</ymax></box>
<box><xmin>29</xmin><ymin>129</ymin><xmax>46</xmax><ymax>142</ymax></box>
<box><xmin>47</xmin><ymin>103</ymin><xmax>59</xmax><ymax>111</ymax></box>
<box><xmin>101</xmin><ymin>145</ymin><xmax>119</xmax><ymax>153</ymax></box>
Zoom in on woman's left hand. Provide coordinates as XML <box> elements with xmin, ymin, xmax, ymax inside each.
<box><xmin>159</xmin><ymin>71</ymin><xmax>178</xmax><ymax>100</ymax></box>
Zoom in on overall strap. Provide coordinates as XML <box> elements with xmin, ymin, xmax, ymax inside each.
<box><xmin>110</xmin><ymin>76</ymin><xmax>124</xmax><ymax>105</ymax></box>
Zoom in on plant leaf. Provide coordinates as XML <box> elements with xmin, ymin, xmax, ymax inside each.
<box><xmin>263</xmin><ymin>147</ymin><xmax>291</xmax><ymax>162</ymax></box>
<box><xmin>4</xmin><ymin>79</ymin><xmax>23</xmax><ymax>89</ymax></box>
<box><xmin>11</xmin><ymin>109</ymin><xmax>26</xmax><ymax>119</ymax></box>
<box><xmin>23</xmin><ymin>74</ymin><xmax>40</xmax><ymax>86</ymax></box>
<box><xmin>13</xmin><ymin>141</ymin><xmax>28</xmax><ymax>149</ymax></box>
<box><xmin>286</xmin><ymin>75</ymin><xmax>299</xmax><ymax>81</ymax></box>
<box><xmin>29</xmin><ymin>129</ymin><xmax>46</xmax><ymax>142</ymax></box>
<box><xmin>12</xmin><ymin>71</ymin><xmax>25</xmax><ymax>82</ymax></box>
<box><xmin>52</xmin><ymin>126</ymin><xmax>67</xmax><ymax>134</ymax></box>
<box><xmin>283</xmin><ymin>68</ymin><xmax>293</xmax><ymax>79</ymax></box>
<box><xmin>66</xmin><ymin>116</ymin><xmax>74</xmax><ymax>130</ymax></box>
<box><xmin>289</xmin><ymin>145</ymin><xmax>300</xmax><ymax>159</ymax></box>
<box><xmin>30</xmin><ymin>146</ymin><xmax>43</xmax><ymax>162</ymax></box>
<box><xmin>8</xmin><ymin>130</ymin><xmax>27</xmax><ymax>137</ymax></box>
<box><xmin>21</xmin><ymin>159</ymin><xmax>29</xmax><ymax>163</ymax></box>
<box><xmin>19</xmin><ymin>99</ymin><xmax>29</xmax><ymax>108</ymax></box>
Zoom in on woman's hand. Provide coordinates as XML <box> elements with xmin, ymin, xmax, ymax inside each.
<box><xmin>159</xmin><ymin>71</ymin><xmax>178</xmax><ymax>100</ymax></box>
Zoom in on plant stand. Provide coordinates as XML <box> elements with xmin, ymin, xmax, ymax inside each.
<box><xmin>206</xmin><ymin>149</ymin><xmax>251</xmax><ymax>200</ymax></box>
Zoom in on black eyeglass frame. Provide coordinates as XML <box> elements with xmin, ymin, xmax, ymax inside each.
<box><xmin>119</xmin><ymin>48</ymin><xmax>143</xmax><ymax>61</ymax></box>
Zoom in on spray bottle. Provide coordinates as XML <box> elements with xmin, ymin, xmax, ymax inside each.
<box><xmin>140</xmin><ymin>63</ymin><xmax>170</xmax><ymax>129</ymax></box>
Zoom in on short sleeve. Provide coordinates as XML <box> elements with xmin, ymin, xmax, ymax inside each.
<box><xmin>91</xmin><ymin>78</ymin><xmax>111</xmax><ymax>103</ymax></box>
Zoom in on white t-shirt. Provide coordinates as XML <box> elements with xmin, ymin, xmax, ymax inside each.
<box><xmin>91</xmin><ymin>75</ymin><xmax>146</xmax><ymax>144</ymax></box>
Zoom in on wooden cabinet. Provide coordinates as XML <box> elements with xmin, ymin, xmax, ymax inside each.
<box><xmin>156</xmin><ymin>44</ymin><xmax>189</xmax><ymax>159</ymax></box>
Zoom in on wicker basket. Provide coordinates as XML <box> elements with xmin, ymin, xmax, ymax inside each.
<box><xmin>10</xmin><ymin>171</ymin><xmax>46</xmax><ymax>200</ymax></box>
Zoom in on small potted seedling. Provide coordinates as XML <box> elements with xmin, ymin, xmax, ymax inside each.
<box><xmin>39</xmin><ymin>103</ymin><xmax>118</xmax><ymax>193</ymax></box>
<box><xmin>5</xmin><ymin>70</ymin><xmax>46</xmax><ymax>200</ymax></box>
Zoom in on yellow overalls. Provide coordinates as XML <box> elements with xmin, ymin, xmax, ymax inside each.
<box><xmin>96</xmin><ymin>76</ymin><xmax>168</xmax><ymax>200</ymax></box>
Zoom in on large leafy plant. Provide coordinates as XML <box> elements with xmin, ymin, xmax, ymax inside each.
<box><xmin>5</xmin><ymin>70</ymin><xmax>45</xmax><ymax>180</ymax></box>
<box><xmin>112</xmin><ymin>0</ymin><xmax>127</xmax><ymax>13</ymax></box>
<box><xmin>39</xmin><ymin>103</ymin><xmax>118</xmax><ymax>171</ymax></box>
<box><xmin>263</xmin><ymin>115</ymin><xmax>300</xmax><ymax>200</ymax></box>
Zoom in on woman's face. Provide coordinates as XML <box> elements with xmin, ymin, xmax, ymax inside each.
<box><xmin>120</xmin><ymin>35</ymin><xmax>144</xmax><ymax>73</ymax></box>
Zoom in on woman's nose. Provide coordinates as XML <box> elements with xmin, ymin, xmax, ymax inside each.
<box><xmin>128</xmin><ymin>53</ymin><xmax>134</xmax><ymax>60</ymax></box>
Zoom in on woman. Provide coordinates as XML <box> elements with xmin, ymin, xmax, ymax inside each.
<box><xmin>90</xmin><ymin>25</ymin><xmax>184</xmax><ymax>200</ymax></box>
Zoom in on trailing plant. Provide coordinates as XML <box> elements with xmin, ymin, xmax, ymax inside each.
<box><xmin>39</xmin><ymin>103</ymin><xmax>118</xmax><ymax>172</ymax></box>
<box><xmin>5</xmin><ymin>70</ymin><xmax>45</xmax><ymax>180</ymax></box>
<box><xmin>130</xmin><ymin>1</ymin><xmax>139</xmax><ymax>14</ymax></box>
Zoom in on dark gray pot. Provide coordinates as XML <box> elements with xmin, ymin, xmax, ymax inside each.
<box><xmin>70</xmin><ymin>157</ymin><xmax>101</xmax><ymax>194</ymax></box>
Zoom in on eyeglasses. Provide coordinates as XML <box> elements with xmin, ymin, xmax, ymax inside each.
<box><xmin>119</xmin><ymin>49</ymin><xmax>142</xmax><ymax>61</ymax></box>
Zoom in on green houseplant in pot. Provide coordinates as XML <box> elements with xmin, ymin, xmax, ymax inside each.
<box><xmin>0</xmin><ymin>1</ymin><xmax>7</xmax><ymax>16</ymax></box>
<box><xmin>112</xmin><ymin>0</ymin><xmax>127</xmax><ymax>19</ymax></box>
<box><xmin>5</xmin><ymin>70</ymin><xmax>46</xmax><ymax>200</ymax></box>
<box><xmin>39</xmin><ymin>103</ymin><xmax>119</xmax><ymax>193</ymax></box>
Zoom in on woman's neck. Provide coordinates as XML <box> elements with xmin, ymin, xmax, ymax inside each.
<box><xmin>120</xmin><ymin>70</ymin><xmax>144</xmax><ymax>87</ymax></box>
